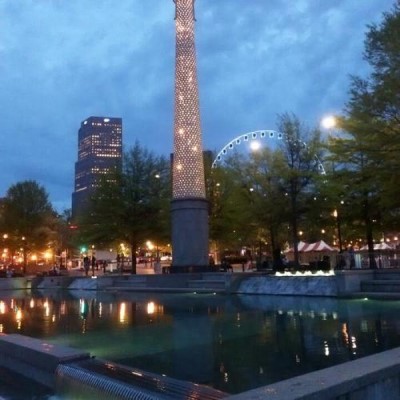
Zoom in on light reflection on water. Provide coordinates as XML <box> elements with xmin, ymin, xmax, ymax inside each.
<box><xmin>1</xmin><ymin>291</ymin><xmax>400</xmax><ymax>395</ymax></box>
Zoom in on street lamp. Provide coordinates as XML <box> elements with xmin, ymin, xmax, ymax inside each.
<box><xmin>333</xmin><ymin>209</ymin><xmax>343</xmax><ymax>252</ymax></box>
<box><xmin>21</xmin><ymin>236</ymin><xmax>27</xmax><ymax>275</ymax></box>
<box><xmin>2</xmin><ymin>234</ymin><xmax>9</xmax><ymax>265</ymax></box>
<box><xmin>44</xmin><ymin>251</ymin><xmax>52</xmax><ymax>265</ymax></box>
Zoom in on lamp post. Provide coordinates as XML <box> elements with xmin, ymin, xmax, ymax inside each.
<box><xmin>2</xmin><ymin>234</ymin><xmax>9</xmax><ymax>265</ymax></box>
<box><xmin>21</xmin><ymin>236</ymin><xmax>27</xmax><ymax>275</ymax></box>
<box><xmin>333</xmin><ymin>209</ymin><xmax>343</xmax><ymax>252</ymax></box>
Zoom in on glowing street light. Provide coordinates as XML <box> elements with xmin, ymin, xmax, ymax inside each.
<box><xmin>147</xmin><ymin>302</ymin><xmax>155</xmax><ymax>315</ymax></box>
<box><xmin>44</xmin><ymin>251</ymin><xmax>52</xmax><ymax>263</ymax></box>
<box><xmin>333</xmin><ymin>209</ymin><xmax>343</xmax><ymax>252</ymax></box>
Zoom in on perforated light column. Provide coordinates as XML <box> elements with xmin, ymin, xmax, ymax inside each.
<box><xmin>171</xmin><ymin>0</ymin><xmax>209</xmax><ymax>271</ymax></box>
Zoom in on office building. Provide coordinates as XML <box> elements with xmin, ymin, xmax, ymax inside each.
<box><xmin>72</xmin><ymin>116</ymin><xmax>122</xmax><ymax>218</ymax></box>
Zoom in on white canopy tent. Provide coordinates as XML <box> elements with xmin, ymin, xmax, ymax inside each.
<box><xmin>360</xmin><ymin>242</ymin><xmax>393</xmax><ymax>251</ymax></box>
<box><xmin>285</xmin><ymin>240</ymin><xmax>336</xmax><ymax>253</ymax></box>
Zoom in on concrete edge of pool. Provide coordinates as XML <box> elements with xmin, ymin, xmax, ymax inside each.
<box><xmin>1</xmin><ymin>333</ymin><xmax>400</xmax><ymax>400</ymax></box>
<box><xmin>0</xmin><ymin>333</ymin><xmax>227</xmax><ymax>399</ymax></box>
<box><xmin>29</xmin><ymin>269</ymin><xmax>391</xmax><ymax>298</ymax></box>
<box><xmin>2</xmin><ymin>269</ymin><xmax>400</xmax><ymax>299</ymax></box>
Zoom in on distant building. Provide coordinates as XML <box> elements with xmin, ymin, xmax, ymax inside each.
<box><xmin>72</xmin><ymin>116</ymin><xmax>122</xmax><ymax>218</ymax></box>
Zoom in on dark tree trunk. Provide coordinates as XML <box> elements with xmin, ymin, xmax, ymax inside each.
<box><xmin>130</xmin><ymin>242</ymin><xmax>137</xmax><ymax>274</ymax></box>
<box><xmin>290</xmin><ymin>190</ymin><xmax>300</xmax><ymax>267</ymax></box>
<box><xmin>363</xmin><ymin>194</ymin><xmax>377</xmax><ymax>269</ymax></box>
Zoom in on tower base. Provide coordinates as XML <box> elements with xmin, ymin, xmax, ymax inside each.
<box><xmin>170</xmin><ymin>198</ymin><xmax>209</xmax><ymax>273</ymax></box>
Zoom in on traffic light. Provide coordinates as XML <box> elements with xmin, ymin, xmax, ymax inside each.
<box><xmin>80</xmin><ymin>246</ymin><xmax>87</xmax><ymax>254</ymax></box>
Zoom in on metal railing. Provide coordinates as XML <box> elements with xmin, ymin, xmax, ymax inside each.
<box><xmin>56</xmin><ymin>358</ymin><xmax>227</xmax><ymax>400</ymax></box>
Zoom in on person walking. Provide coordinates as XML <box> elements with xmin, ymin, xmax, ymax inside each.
<box><xmin>91</xmin><ymin>256</ymin><xmax>96</xmax><ymax>276</ymax></box>
<box><xmin>102</xmin><ymin>260</ymin><xmax>107</xmax><ymax>274</ymax></box>
<box><xmin>83</xmin><ymin>256</ymin><xmax>90</xmax><ymax>276</ymax></box>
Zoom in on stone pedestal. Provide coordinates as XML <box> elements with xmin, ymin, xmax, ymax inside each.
<box><xmin>171</xmin><ymin>198</ymin><xmax>209</xmax><ymax>272</ymax></box>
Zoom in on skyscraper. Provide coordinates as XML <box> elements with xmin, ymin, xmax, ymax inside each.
<box><xmin>171</xmin><ymin>0</ymin><xmax>209</xmax><ymax>270</ymax></box>
<box><xmin>72</xmin><ymin>116</ymin><xmax>122</xmax><ymax>218</ymax></box>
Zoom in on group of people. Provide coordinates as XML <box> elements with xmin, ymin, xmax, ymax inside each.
<box><xmin>83</xmin><ymin>255</ymin><xmax>97</xmax><ymax>276</ymax></box>
<box><xmin>336</xmin><ymin>247</ymin><xmax>356</xmax><ymax>270</ymax></box>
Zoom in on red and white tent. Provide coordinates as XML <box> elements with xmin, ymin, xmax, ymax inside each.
<box><xmin>285</xmin><ymin>240</ymin><xmax>337</xmax><ymax>268</ymax></box>
<box><xmin>298</xmin><ymin>241</ymin><xmax>309</xmax><ymax>251</ymax></box>
<box><xmin>304</xmin><ymin>240</ymin><xmax>335</xmax><ymax>252</ymax></box>
<box><xmin>285</xmin><ymin>241</ymin><xmax>310</xmax><ymax>253</ymax></box>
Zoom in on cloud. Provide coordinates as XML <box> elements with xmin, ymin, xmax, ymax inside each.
<box><xmin>0</xmin><ymin>0</ymin><xmax>394</xmax><ymax>211</ymax></box>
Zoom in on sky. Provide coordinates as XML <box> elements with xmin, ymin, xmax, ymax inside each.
<box><xmin>0</xmin><ymin>0</ymin><xmax>395</xmax><ymax>212</ymax></box>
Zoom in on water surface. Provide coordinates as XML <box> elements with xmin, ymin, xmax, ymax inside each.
<box><xmin>1</xmin><ymin>290</ymin><xmax>400</xmax><ymax>396</ymax></box>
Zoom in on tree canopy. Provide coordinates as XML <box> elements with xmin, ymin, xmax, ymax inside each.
<box><xmin>208</xmin><ymin>113</ymin><xmax>325</xmax><ymax>268</ymax></box>
<box><xmin>0</xmin><ymin>180</ymin><xmax>56</xmax><ymax>272</ymax></box>
<box><xmin>326</xmin><ymin>1</ymin><xmax>400</xmax><ymax>264</ymax></box>
<box><xmin>77</xmin><ymin>141</ymin><xmax>170</xmax><ymax>273</ymax></box>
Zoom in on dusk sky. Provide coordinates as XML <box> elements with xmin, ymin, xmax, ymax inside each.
<box><xmin>0</xmin><ymin>0</ymin><xmax>394</xmax><ymax>212</ymax></box>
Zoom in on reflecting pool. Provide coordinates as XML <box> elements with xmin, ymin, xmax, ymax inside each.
<box><xmin>1</xmin><ymin>289</ymin><xmax>400</xmax><ymax>396</ymax></box>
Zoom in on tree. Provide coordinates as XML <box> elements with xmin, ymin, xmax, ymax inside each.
<box><xmin>326</xmin><ymin>127</ymin><xmax>381</xmax><ymax>269</ymax></box>
<box><xmin>348</xmin><ymin>2</ymin><xmax>400</xmax><ymax>217</ymax></box>
<box><xmin>208</xmin><ymin>115</ymin><xmax>325</xmax><ymax>269</ymax></box>
<box><xmin>331</xmin><ymin>1</ymin><xmax>400</xmax><ymax>264</ymax></box>
<box><xmin>0</xmin><ymin>180</ymin><xmax>56</xmax><ymax>273</ymax></box>
<box><xmin>53</xmin><ymin>209</ymin><xmax>76</xmax><ymax>268</ymax></box>
<box><xmin>78</xmin><ymin>141</ymin><xmax>170</xmax><ymax>274</ymax></box>
<box><xmin>208</xmin><ymin>164</ymin><xmax>242</xmax><ymax>261</ymax></box>
<box><xmin>233</xmin><ymin>148</ymin><xmax>291</xmax><ymax>268</ymax></box>
<box><xmin>275</xmin><ymin>113</ymin><xmax>324</xmax><ymax>266</ymax></box>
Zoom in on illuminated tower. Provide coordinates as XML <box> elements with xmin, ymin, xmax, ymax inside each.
<box><xmin>171</xmin><ymin>0</ymin><xmax>209</xmax><ymax>271</ymax></box>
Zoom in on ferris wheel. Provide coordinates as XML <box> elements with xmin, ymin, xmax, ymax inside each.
<box><xmin>211</xmin><ymin>129</ymin><xmax>325</xmax><ymax>174</ymax></box>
